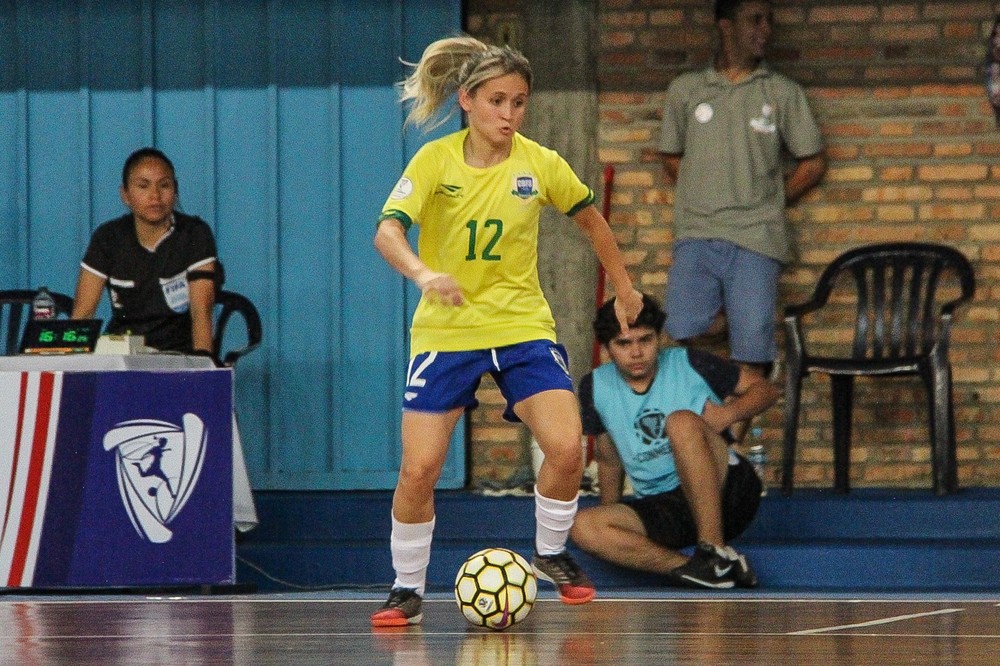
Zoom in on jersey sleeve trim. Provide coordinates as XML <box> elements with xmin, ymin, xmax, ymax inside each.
<box><xmin>565</xmin><ymin>188</ymin><xmax>596</xmax><ymax>217</ymax></box>
<box><xmin>80</xmin><ymin>262</ymin><xmax>108</xmax><ymax>280</ymax></box>
<box><xmin>578</xmin><ymin>372</ymin><xmax>607</xmax><ymax>436</ymax></box>
<box><xmin>379</xmin><ymin>210</ymin><xmax>413</xmax><ymax>231</ymax></box>
<box><xmin>188</xmin><ymin>256</ymin><xmax>217</xmax><ymax>272</ymax></box>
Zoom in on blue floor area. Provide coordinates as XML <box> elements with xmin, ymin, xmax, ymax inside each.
<box><xmin>236</xmin><ymin>488</ymin><xmax>1000</xmax><ymax>594</ymax></box>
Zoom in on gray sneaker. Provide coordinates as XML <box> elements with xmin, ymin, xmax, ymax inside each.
<box><xmin>371</xmin><ymin>587</ymin><xmax>423</xmax><ymax>627</ymax></box>
<box><xmin>531</xmin><ymin>550</ymin><xmax>596</xmax><ymax>604</ymax></box>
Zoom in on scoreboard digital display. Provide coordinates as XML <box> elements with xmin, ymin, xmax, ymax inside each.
<box><xmin>20</xmin><ymin>319</ymin><xmax>103</xmax><ymax>354</ymax></box>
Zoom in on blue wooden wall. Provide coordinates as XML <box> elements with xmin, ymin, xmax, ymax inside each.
<box><xmin>0</xmin><ymin>0</ymin><xmax>464</xmax><ymax>490</ymax></box>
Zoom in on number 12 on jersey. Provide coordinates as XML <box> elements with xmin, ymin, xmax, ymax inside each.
<box><xmin>465</xmin><ymin>219</ymin><xmax>503</xmax><ymax>261</ymax></box>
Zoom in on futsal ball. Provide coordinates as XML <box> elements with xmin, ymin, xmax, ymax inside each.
<box><xmin>454</xmin><ymin>547</ymin><xmax>537</xmax><ymax>630</ymax></box>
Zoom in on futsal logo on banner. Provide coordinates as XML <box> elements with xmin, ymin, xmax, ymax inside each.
<box><xmin>102</xmin><ymin>414</ymin><xmax>207</xmax><ymax>544</ymax></box>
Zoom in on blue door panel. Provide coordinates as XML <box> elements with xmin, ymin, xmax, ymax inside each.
<box><xmin>340</xmin><ymin>91</ymin><xmax>407</xmax><ymax>477</ymax></box>
<box><xmin>276</xmin><ymin>93</ymin><xmax>340</xmax><ymax>477</ymax></box>
<box><xmin>212</xmin><ymin>86</ymin><xmax>278</xmax><ymax>475</ymax></box>
<box><xmin>337</xmin><ymin>2</ymin><xmax>406</xmax><ymax>485</ymax></box>
<box><xmin>26</xmin><ymin>93</ymin><xmax>86</xmax><ymax>292</ymax></box>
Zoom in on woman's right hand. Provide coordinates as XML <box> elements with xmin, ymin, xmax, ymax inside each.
<box><xmin>414</xmin><ymin>269</ymin><xmax>464</xmax><ymax>306</ymax></box>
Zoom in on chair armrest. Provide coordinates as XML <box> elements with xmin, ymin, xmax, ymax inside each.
<box><xmin>213</xmin><ymin>290</ymin><xmax>263</xmax><ymax>368</ymax></box>
<box><xmin>783</xmin><ymin>296</ymin><xmax>830</xmax><ymax>362</ymax></box>
<box><xmin>939</xmin><ymin>294</ymin><xmax>972</xmax><ymax>319</ymax></box>
<box><xmin>936</xmin><ymin>287</ymin><xmax>973</xmax><ymax>348</ymax></box>
<box><xmin>784</xmin><ymin>297</ymin><xmax>827</xmax><ymax>320</ymax></box>
<box><xmin>221</xmin><ymin>342</ymin><xmax>260</xmax><ymax>368</ymax></box>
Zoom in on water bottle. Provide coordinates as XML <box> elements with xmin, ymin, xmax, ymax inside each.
<box><xmin>32</xmin><ymin>286</ymin><xmax>57</xmax><ymax>320</ymax></box>
<box><xmin>747</xmin><ymin>427</ymin><xmax>768</xmax><ymax>497</ymax></box>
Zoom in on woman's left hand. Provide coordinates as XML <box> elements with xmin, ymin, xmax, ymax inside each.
<box><xmin>415</xmin><ymin>269</ymin><xmax>464</xmax><ymax>306</ymax></box>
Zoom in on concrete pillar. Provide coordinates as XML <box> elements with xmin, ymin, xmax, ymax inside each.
<box><xmin>493</xmin><ymin>0</ymin><xmax>603</xmax><ymax>381</ymax></box>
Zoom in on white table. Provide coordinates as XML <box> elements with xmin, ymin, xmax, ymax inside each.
<box><xmin>0</xmin><ymin>353</ymin><xmax>258</xmax><ymax>532</ymax></box>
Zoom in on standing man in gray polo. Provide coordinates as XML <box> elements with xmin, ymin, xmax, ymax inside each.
<box><xmin>658</xmin><ymin>0</ymin><xmax>826</xmax><ymax>409</ymax></box>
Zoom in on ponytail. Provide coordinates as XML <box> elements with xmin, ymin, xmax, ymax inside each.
<box><xmin>399</xmin><ymin>35</ymin><xmax>532</xmax><ymax>129</ymax></box>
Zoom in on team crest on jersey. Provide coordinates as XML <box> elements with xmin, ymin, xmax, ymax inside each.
<box><xmin>511</xmin><ymin>173</ymin><xmax>538</xmax><ymax>199</ymax></box>
<box><xmin>633</xmin><ymin>408</ymin><xmax>668</xmax><ymax>447</ymax></box>
<box><xmin>103</xmin><ymin>415</ymin><xmax>207</xmax><ymax>544</ymax></box>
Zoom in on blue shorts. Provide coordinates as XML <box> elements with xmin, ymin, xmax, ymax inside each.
<box><xmin>665</xmin><ymin>238</ymin><xmax>781</xmax><ymax>364</ymax></box>
<box><xmin>402</xmin><ymin>340</ymin><xmax>574</xmax><ymax>422</ymax></box>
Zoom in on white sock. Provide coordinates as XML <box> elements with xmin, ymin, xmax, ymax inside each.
<box><xmin>534</xmin><ymin>488</ymin><xmax>578</xmax><ymax>556</ymax></box>
<box><xmin>390</xmin><ymin>513</ymin><xmax>435</xmax><ymax>596</ymax></box>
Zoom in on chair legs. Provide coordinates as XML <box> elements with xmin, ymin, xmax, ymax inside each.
<box><xmin>926</xmin><ymin>355</ymin><xmax>958</xmax><ymax>495</ymax></box>
<box><xmin>781</xmin><ymin>361</ymin><xmax>803</xmax><ymax>496</ymax></box>
<box><xmin>830</xmin><ymin>375</ymin><xmax>854</xmax><ymax>493</ymax></box>
<box><xmin>784</xmin><ymin>360</ymin><xmax>958</xmax><ymax>495</ymax></box>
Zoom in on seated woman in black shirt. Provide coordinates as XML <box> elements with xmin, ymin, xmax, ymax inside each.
<box><xmin>72</xmin><ymin>147</ymin><xmax>219</xmax><ymax>354</ymax></box>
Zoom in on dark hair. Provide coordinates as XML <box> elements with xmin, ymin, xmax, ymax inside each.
<box><xmin>593</xmin><ymin>293</ymin><xmax>667</xmax><ymax>345</ymax></box>
<box><xmin>121</xmin><ymin>147</ymin><xmax>176</xmax><ymax>188</ymax></box>
<box><xmin>715</xmin><ymin>0</ymin><xmax>767</xmax><ymax>22</ymax></box>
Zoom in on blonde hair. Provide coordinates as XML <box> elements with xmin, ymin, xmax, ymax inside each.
<box><xmin>398</xmin><ymin>35</ymin><xmax>533</xmax><ymax>129</ymax></box>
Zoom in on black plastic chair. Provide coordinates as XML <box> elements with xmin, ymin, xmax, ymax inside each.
<box><xmin>781</xmin><ymin>242</ymin><xmax>975</xmax><ymax>496</ymax></box>
<box><xmin>0</xmin><ymin>289</ymin><xmax>75</xmax><ymax>355</ymax></box>
<box><xmin>212</xmin><ymin>290</ymin><xmax>262</xmax><ymax>368</ymax></box>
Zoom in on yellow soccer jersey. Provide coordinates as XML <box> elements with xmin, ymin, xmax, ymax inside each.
<box><xmin>380</xmin><ymin>129</ymin><xmax>594</xmax><ymax>355</ymax></box>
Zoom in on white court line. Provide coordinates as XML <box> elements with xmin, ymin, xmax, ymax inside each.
<box><xmin>583</xmin><ymin>592</ymin><xmax>1000</xmax><ymax>602</ymax></box>
<box><xmin>789</xmin><ymin>608</ymin><xmax>964</xmax><ymax>635</ymax></box>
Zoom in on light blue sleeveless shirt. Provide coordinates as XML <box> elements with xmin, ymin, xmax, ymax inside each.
<box><xmin>590</xmin><ymin>348</ymin><xmax>722</xmax><ymax>497</ymax></box>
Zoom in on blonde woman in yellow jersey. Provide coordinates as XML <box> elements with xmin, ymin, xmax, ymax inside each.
<box><xmin>371</xmin><ymin>36</ymin><xmax>643</xmax><ymax>627</ymax></box>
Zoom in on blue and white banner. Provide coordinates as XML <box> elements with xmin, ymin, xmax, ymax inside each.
<box><xmin>0</xmin><ymin>369</ymin><xmax>233</xmax><ymax>588</ymax></box>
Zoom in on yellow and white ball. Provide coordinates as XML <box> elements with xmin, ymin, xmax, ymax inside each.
<box><xmin>454</xmin><ymin>548</ymin><xmax>537</xmax><ymax>630</ymax></box>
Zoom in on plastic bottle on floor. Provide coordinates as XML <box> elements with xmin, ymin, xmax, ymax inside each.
<box><xmin>747</xmin><ymin>427</ymin><xmax>768</xmax><ymax>497</ymax></box>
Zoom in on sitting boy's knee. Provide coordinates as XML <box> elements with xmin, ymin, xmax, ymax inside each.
<box><xmin>665</xmin><ymin>410</ymin><xmax>700</xmax><ymax>435</ymax></box>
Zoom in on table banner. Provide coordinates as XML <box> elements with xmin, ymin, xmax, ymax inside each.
<box><xmin>0</xmin><ymin>369</ymin><xmax>233</xmax><ymax>588</ymax></box>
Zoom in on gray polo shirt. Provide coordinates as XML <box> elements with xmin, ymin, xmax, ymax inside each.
<box><xmin>659</xmin><ymin>63</ymin><xmax>823</xmax><ymax>262</ymax></box>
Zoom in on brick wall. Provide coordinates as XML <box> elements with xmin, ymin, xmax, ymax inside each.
<box><xmin>464</xmin><ymin>1</ymin><xmax>1000</xmax><ymax>490</ymax></box>
<box><xmin>598</xmin><ymin>0</ymin><xmax>1000</xmax><ymax>489</ymax></box>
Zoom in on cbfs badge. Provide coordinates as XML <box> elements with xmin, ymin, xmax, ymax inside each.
<box><xmin>511</xmin><ymin>173</ymin><xmax>538</xmax><ymax>199</ymax></box>
<box><xmin>103</xmin><ymin>415</ymin><xmax>207</xmax><ymax>544</ymax></box>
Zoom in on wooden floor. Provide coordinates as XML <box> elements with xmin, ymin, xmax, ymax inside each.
<box><xmin>1</xmin><ymin>591</ymin><xmax>998</xmax><ymax>665</ymax></box>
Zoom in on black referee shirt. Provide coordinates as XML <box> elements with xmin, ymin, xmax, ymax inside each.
<box><xmin>81</xmin><ymin>212</ymin><xmax>217</xmax><ymax>352</ymax></box>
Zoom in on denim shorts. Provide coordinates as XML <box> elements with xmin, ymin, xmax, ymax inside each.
<box><xmin>665</xmin><ymin>238</ymin><xmax>781</xmax><ymax>363</ymax></box>
<box><xmin>402</xmin><ymin>340</ymin><xmax>574</xmax><ymax>422</ymax></box>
